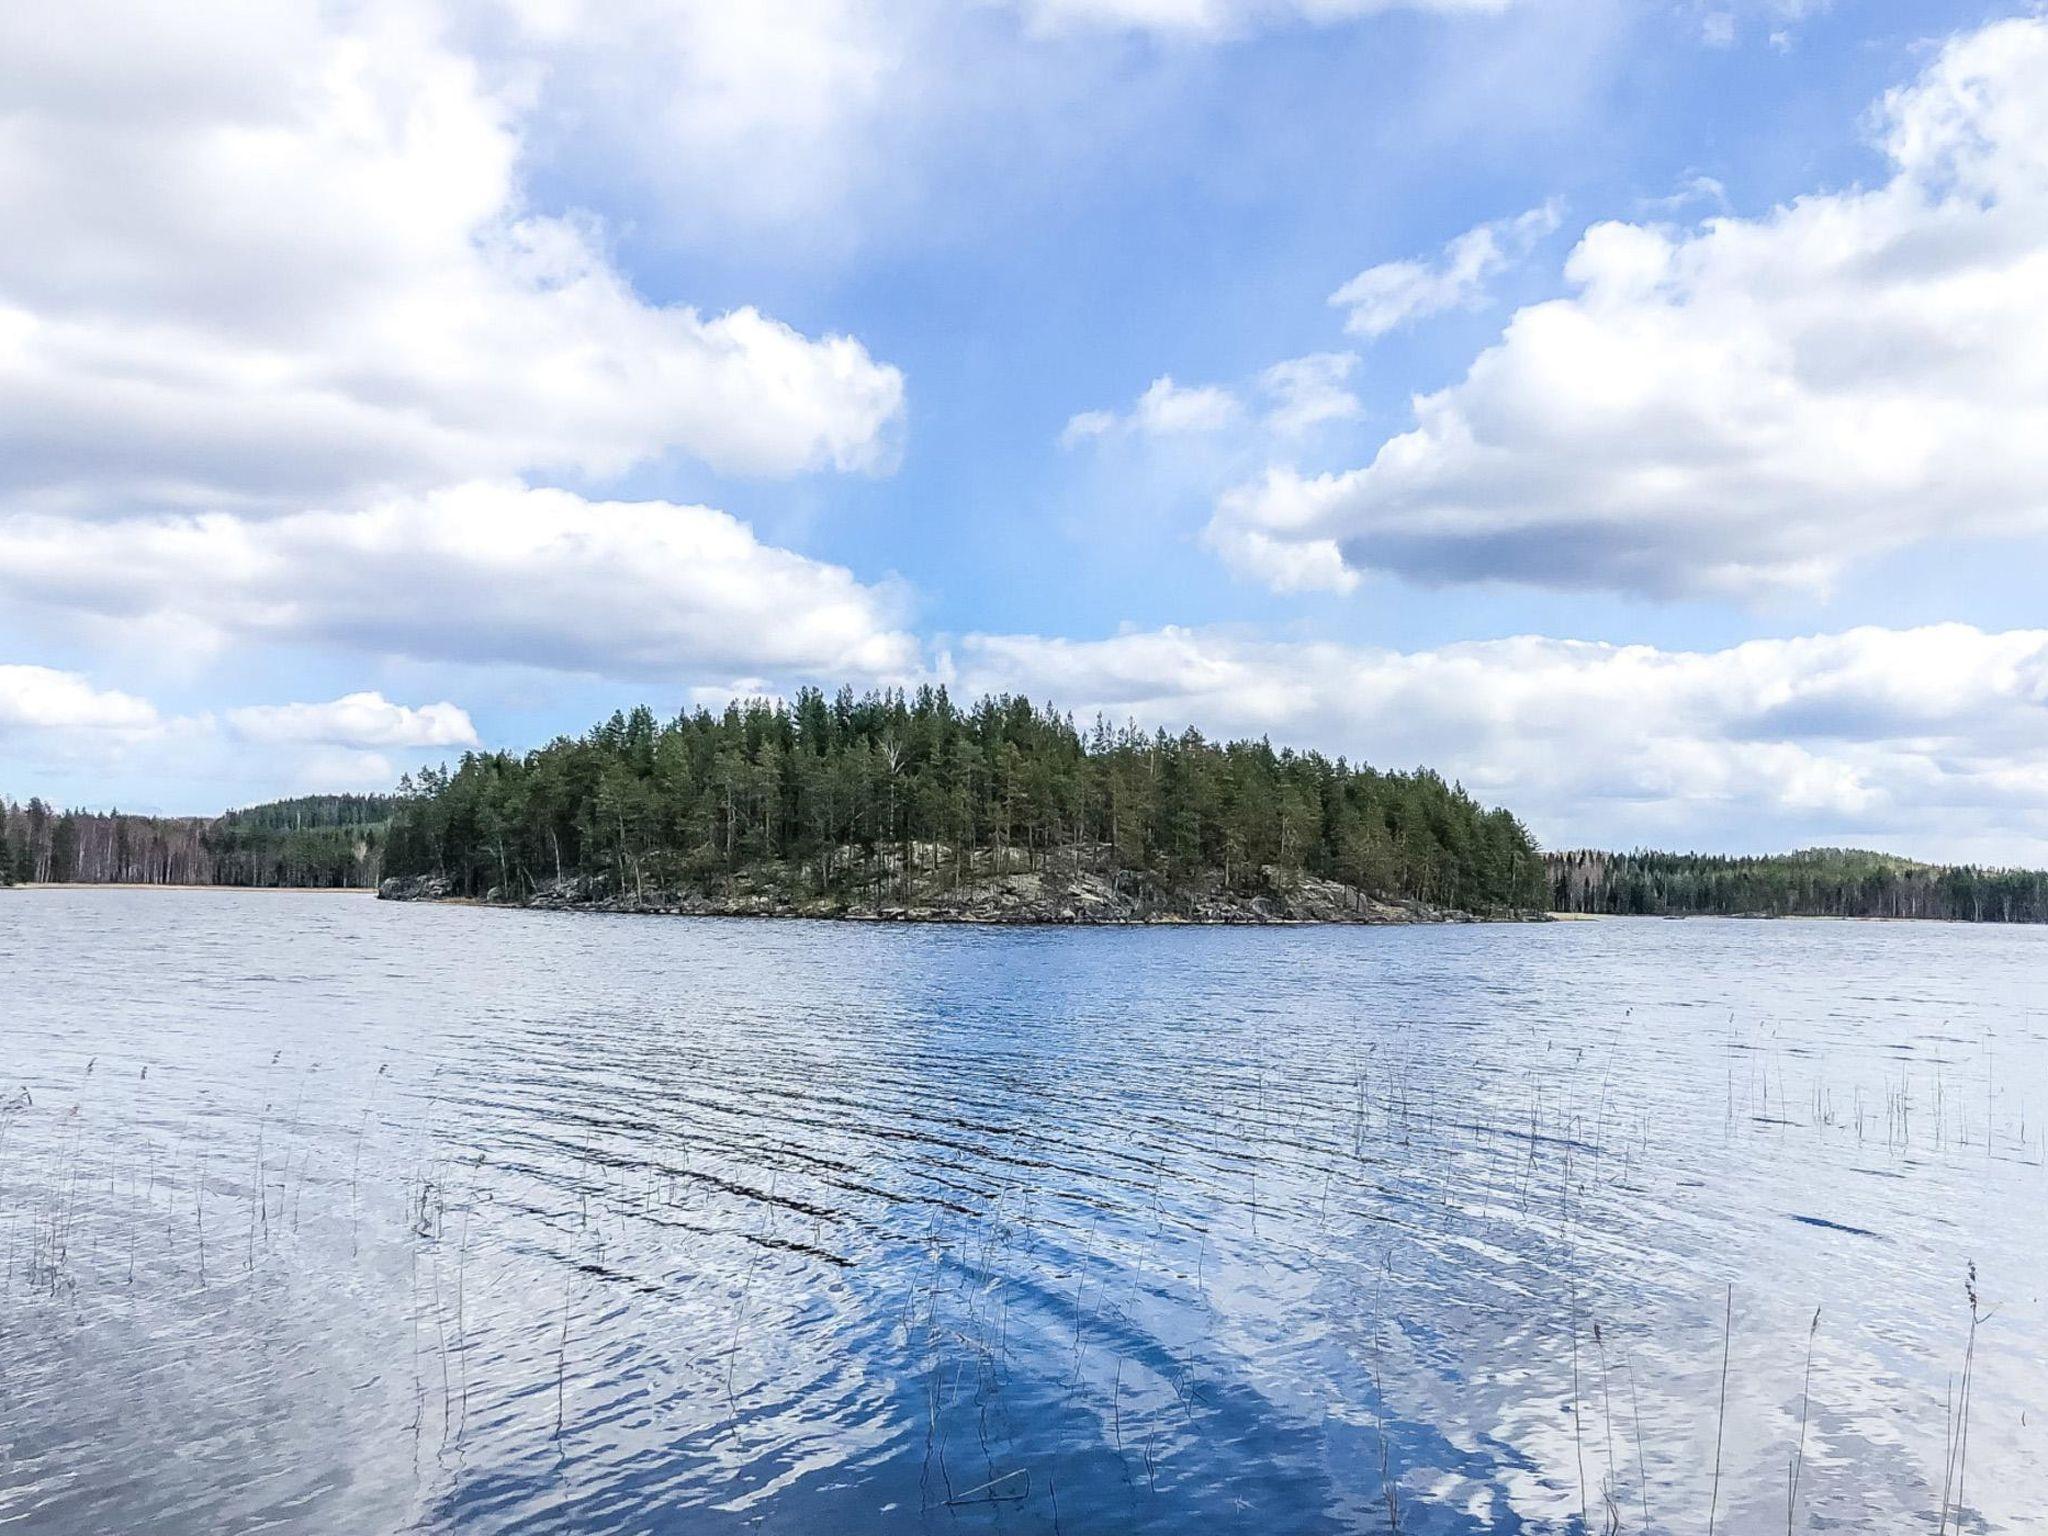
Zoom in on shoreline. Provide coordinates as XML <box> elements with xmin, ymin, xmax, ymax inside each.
<box><xmin>8</xmin><ymin>882</ymin><xmax>376</xmax><ymax>895</ymax></box>
<box><xmin>377</xmin><ymin>876</ymin><xmax>1548</xmax><ymax>927</ymax></box>
<box><xmin>8</xmin><ymin>885</ymin><xmax>2028</xmax><ymax>924</ymax></box>
<box><xmin>386</xmin><ymin>898</ymin><xmax>1543</xmax><ymax>927</ymax></box>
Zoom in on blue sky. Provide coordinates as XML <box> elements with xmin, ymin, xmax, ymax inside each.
<box><xmin>4</xmin><ymin>0</ymin><xmax>2048</xmax><ymax>860</ymax></box>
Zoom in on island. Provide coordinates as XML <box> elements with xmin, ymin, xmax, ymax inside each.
<box><xmin>11</xmin><ymin>691</ymin><xmax>2047</xmax><ymax>925</ymax></box>
<box><xmin>374</xmin><ymin>686</ymin><xmax>1546</xmax><ymax>924</ymax></box>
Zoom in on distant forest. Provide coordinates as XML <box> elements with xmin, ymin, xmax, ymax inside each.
<box><xmin>0</xmin><ymin>795</ymin><xmax>392</xmax><ymax>889</ymax></box>
<box><xmin>1547</xmin><ymin>847</ymin><xmax>2048</xmax><ymax>923</ymax></box>
<box><xmin>381</xmin><ymin>687</ymin><xmax>1546</xmax><ymax>913</ymax></box>
<box><xmin>16</xmin><ymin>713</ymin><xmax>2042</xmax><ymax>925</ymax></box>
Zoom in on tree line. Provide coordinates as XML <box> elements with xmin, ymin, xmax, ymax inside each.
<box><xmin>0</xmin><ymin>795</ymin><xmax>393</xmax><ymax>889</ymax></box>
<box><xmin>382</xmin><ymin>686</ymin><xmax>1546</xmax><ymax>912</ymax></box>
<box><xmin>1547</xmin><ymin>847</ymin><xmax>2048</xmax><ymax>922</ymax></box>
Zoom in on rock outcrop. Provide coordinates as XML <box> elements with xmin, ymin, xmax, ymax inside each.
<box><xmin>377</xmin><ymin>873</ymin><xmax>457</xmax><ymax>903</ymax></box>
<box><xmin>381</xmin><ymin>860</ymin><xmax>1548</xmax><ymax>925</ymax></box>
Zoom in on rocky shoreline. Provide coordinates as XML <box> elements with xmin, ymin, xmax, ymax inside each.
<box><xmin>378</xmin><ymin>870</ymin><xmax>1550</xmax><ymax>926</ymax></box>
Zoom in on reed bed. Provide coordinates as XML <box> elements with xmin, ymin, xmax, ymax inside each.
<box><xmin>1</xmin><ymin>993</ymin><xmax>2038</xmax><ymax>1534</ymax></box>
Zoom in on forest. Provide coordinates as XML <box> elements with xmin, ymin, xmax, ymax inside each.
<box><xmin>14</xmin><ymin>729</ymin><xmax>2046</xmax><ymax>924</ymax></box>
<box><xmin>0</xmin><ymin>795</ymin><xmax>393</xmax><ymax>889</ymax></box>
<box><xmin>1547</xmin><ymin>847</ymin><xmax>2048</xmax><ymax>922</ymax></box>
<box><xmin>380</xmin><ymin>686</ymin><xmax>1546</xmax><ymax>916</ymax></box>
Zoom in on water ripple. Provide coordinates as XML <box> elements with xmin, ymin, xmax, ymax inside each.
<box><xmin>2</xmin><ymin>890</ymin><xmax>2045</xmax><ymax>1533</ymax></box>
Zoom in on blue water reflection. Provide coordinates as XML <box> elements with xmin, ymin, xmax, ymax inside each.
<box><xmin>2</xmin><ymin>891</ymin><xmax>2044</xmax><ymax>1533</ymax></box>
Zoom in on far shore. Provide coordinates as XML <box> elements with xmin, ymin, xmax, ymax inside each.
<box><xmin>10</xmin><ymin>882</ymin><xmax>375</xmax><ymax>895</ymax></box>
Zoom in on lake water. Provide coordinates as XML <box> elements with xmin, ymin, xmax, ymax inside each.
<box><xmin>2</xmin><ymin>891</ymin><xmax>2045</xmax><ymax>1533</ymax></box>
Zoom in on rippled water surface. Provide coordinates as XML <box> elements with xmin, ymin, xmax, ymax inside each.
<box><xmin>4</xmin><ymin>890</ymin><xmax>2046</xmax><ymax>1533</ymax></box>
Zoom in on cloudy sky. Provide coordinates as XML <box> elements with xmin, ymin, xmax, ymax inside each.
<box><xmin>4</xmin><ymin>0</ymin><xmax>2047</xmax><ymax>860</ymax></box>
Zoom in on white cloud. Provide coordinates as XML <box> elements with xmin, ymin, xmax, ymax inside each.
<box><xmin>1642</xmin><ymin>174</ymin><xmax>1731</xmax><ymax>217</ymax></box>
<box><xmin>0</xmin><ymin>666</ymin><xmax>205</xmax><ymax>802</ymax></box>
<box><xmin>489</xmin><ymin>0</ymin><xmax>928</xmax><ymax>239</ymax></box>
<box><xmin>0</xmin><ymin>0</ymin><xmax>904</xmax><ymax>513</ymax></box>
<box><xmin>1205</xmin><ymin>470</ymin><xmax>1363</xmax><ymax>592</ymax></box>
<box><xmin>223</xmin><ymin>690</ymin><xmax>484</xmax><ymax>795</ymax></box>
<box><xmin>1222</xmin><ymin>16</ymin><xmax>2048</xmax><ymax>599</ymax></box>
<box><xmin>950</xmin><ymin>622</ymin><xmax>2048</xmax><ymax>862</ymax></box>
<box><xmin>1061</xmin><ymin>375</ymin><xmax>1242</xmax><ymax>445</ymax></box>
<box><xmin>1059</xmin><ymin>410</ymin><xmax>1122</xmax><ymax>446</ymax></box>
<box><xmin>1069</xmin><ymin>357</ymin><xmax>1365</xmax><ymax>576</ymax></box>
<box><xmin>1258</xmin><ymin>351</ymin><xmax>1364</xmax><ymax>438</ymax></box>
<box><xmin>0</xmin><ymin>483</ymin><xmax>920</xmax><ymax>684</ymax></box>
<box><xmin>0</xmin><ymin>672</ymin><xmax>480</xmax><ymax>804</ymax></box>
<box><xmin>1330</xmin><ymin>200</ymin><xmax>1561</xmax><ymax>337</ymax></box>
<box><xmin>0</xmin><ymin>666</ymin><xmax>163</xmax><ymax>739</ymax></box>
<box><xmin>21</xmin><ymin>623</ymin><xmax>2048</xmax><ymax>855</ymax></box>
<box><xmin>227</xmin><ymin>693</ymin><xmax>479</xmax><ymax>750</ymax></box>
<box><xmin>480</xmin><ymin>0</ymin><xmax>1536</xmax><ymax>251</ymax></box>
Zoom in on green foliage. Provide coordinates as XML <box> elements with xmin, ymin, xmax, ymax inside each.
<box><xmin>385</xmin><ymin>686</ymin><xmax>1544</xmax><ymax>912</ymax></box>
<box><xmin>0</xmin><ymin>793</ymin><xmax>393</xmax><ymax>887</ymax></box>
<box><xmin>213</xmin><ymin>794</ymin><xmax>392</xmax><ymax>833</ymax></box>
<box><xmin>204</xmin><ymin>795</ymin><xmax>393</xmax><ymax>887</ymax></box>
<box><xmin>1548</xmin><ymin>847</ymin><xmax>2048</xmax><ymax>922</ymax></box>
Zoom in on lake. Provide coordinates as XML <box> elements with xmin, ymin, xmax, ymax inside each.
<box><xmin>2</xmin><ymin>890</ymin><xmax>2044</xmax><ymax>1533</ymax></box>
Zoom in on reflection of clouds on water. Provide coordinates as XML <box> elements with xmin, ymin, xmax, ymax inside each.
<box><xmin>1</xmin><ymin>892</ymin><xmax>2044</xmax><ymax>1532</ymax></box>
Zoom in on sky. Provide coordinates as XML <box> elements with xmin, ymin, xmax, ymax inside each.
<box><xmin>3</xmin><ymin>0</ymin><xmax>2047</xmax><ymax>861</ymax></box>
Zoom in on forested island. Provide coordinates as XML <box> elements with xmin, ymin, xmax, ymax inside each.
<box><xmin>377</xmin><ymin>687</ymin><xmax>1547</xmax><ymax>923</ymax></box>
<box><xmin>0</xmin><ymin>795</ymin><xmax>391</xmax><ymax>888</ymax></box>
<box><xmin>14</xmin><ymin>699</ymin><xmax>2046</xmax><ymax>926</ymax></box>
<box><xmin>1547</xmin><ymin>847</ymin><xmax>2048</xmax><ymax>922</ymax></box>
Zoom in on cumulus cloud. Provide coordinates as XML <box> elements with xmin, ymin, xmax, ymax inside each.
<box><xmin>0</xmin><ymin>669</ymin><xmax>475</xmax><ymax>802</ymax></box>
<box><xmin>949</xmin><ymin>622</ymin><xmax>2048</xmax><ymax>861</ymax></box>
<box><xmin>0</xmin><ymin>667</ymin><xmax>163</xmax><ymax>739</ymax></box>
<box><xmin>0</xmin><ymin>483</ymin><xmax>920</xmax><ymax>684</ymax></box>
<box><xmin>0</xmin><ymin>0</ymin><xmax>905</xmax><ymax>513</ymax></box>
<box><xmin>21</xmin><ymin>617</ymin><xmax>2048</xmax><ymax>863</ymax></box>
<box><xmin>1068</xmin><ymin>357</ymin><xmax>1363</xmax><ymax>581</ymax></box>
<box><xmin>0</xmin><ymin>666</ymin><xmax>200</xmax><ymax>800</ymax></box>
<box><xmin>1218</xmin><ymin>16</ymin><xmax>2048</xmax><ymax>599</ymax></box>
<box><xmin>1205</xmin><ymin>471</ymin><xmax>1363</xmax><ymax>593</ymax></box>
<box><xmin>227</xmin><ymin>694</ymin><xmax>478</xmax><ymax>751</ymax></box>
<box><xmin>491</xmin><ymin>0</ymin><xmax>934</xmax><ymax>238</ymax></box>
<box><xmin>221</xmin><ymin>693</ymin><xmax>483</xmax><ymax>795</ymax></box>
<box><xmin>1330</xmin><ymin>201</ymin><xmax>1561</xmax><ymax>338</ymax></box>
<box><xmin>1061</xmin><ymin>375</ymin><xmax>1242</xmax><ymax>445</ymax></box>
<box><xmin>484</xmin><ymin>0</ymin><xmax>1532</xmax><ymax>248</ymax></box>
